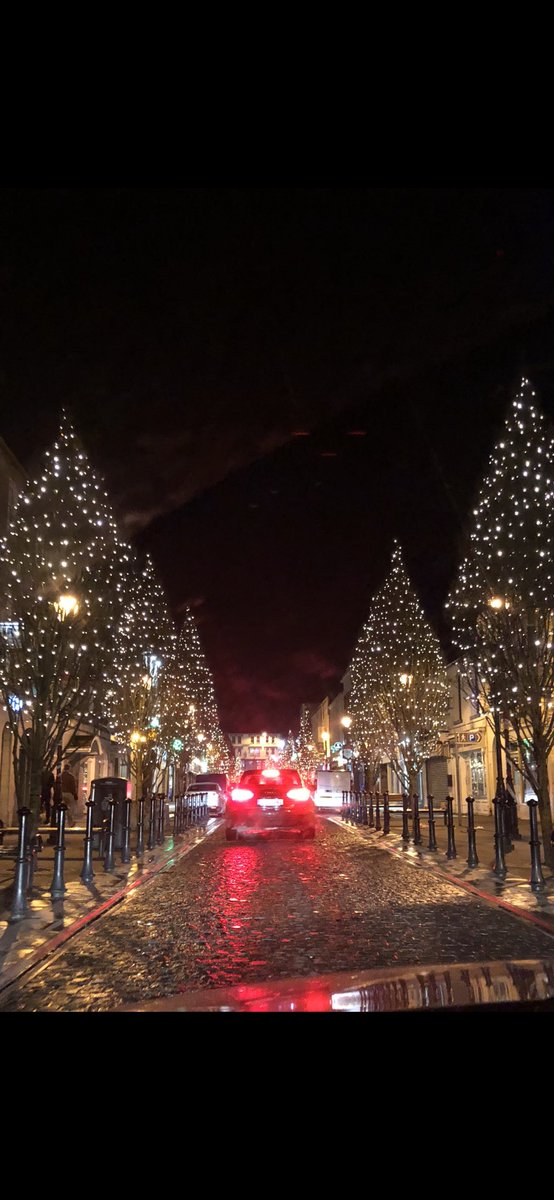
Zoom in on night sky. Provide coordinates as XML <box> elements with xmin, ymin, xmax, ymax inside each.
<box><xmin>2</xmin><ymin>187</ymin><xmax>554</xmax><ymax>731</ymax></box>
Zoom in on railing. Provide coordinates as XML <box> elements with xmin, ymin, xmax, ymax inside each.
<box><xmin>1</xmin><ymin>790</ymin><xmax>212</xmax><ymax>923</ymax></box>
<box><xmin>340</xmin><ymin>788</ymin><xmax>546</xmax><ymax>894</ymax></box>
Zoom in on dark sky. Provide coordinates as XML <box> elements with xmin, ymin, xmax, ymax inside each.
<box><xmin>2</xmin><ymin>187</ymin><xmax>554</xmax><ymax>731</ymax></box>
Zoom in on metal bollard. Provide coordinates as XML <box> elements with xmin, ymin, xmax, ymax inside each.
<box><xmin>136</xmin><ymin>795</ymin><xmax>145</xmax><ymax>856</ymax></box>
<box><xmin>492</xmin><ymin>793</ymin><xmax>507</xmax><ymax>879</ymax></box>
<box><xmin>427</xmin><ymin>794</ymin><xmax>437</xmax><ymax>851</ymax></box>
<box><xmin>121</xmin><ymin>796</ymin><xmax>132</xmax><ymax>863</ymax></box>
<box><xmin>445</xmin><ymin>796</ymin><xmax>457</xmax><ymax>859</ymax></box>
<box><xmin>527</xmin><ymin>797</ymin><xmax>546</xmax><ymax>893</ymax></box>
<box><xmin>401</xmin><ymin>794</ymin><xmax>410</xmax><ymax>841</ymax></box>
<box><xmin>103</xmin><ymin>795</ymin><xmax>117</xmax><ymax>872</ymax></box>
<box><xmin>28</xmin><ymin>832</ymin><xmax>42</xmax><ymax>895</ymax></box>
<box><xmin>412</xmin><ymin>794</ymin><xmax>422</xmax><ymax>845</ymax></box>
<box><xmin>157</xmin><ymin>794</ymin><xmax>164</xmax><ymax>844</ymax></box>
<box><xmin>50</xmin><ymin>803</ymin><xmax>68</xmax><ymax>899</ymax></box>
<box><xmin>375</xmin><ymin>790</ymin><xmax>381</xmax><ymax>832</ymax></box>
<box><xmin>174</xmin><ymin>796</ymin><xmax>180</xmax><ymax>839</ymax></box>
<box><xmin>148</xmin><ymin>795</ymin><xmax>157</xmax><ymax>850</ymax></box>
<box><xmin>362</xmin><ymin>790</ymin><xmax>368</xmax><ymax>826</ymax></box>
<box><xmin>368</xmin><ymin>791</ymin><xmax>374</xmax><ymax>828</ymax></box>
<box><xmin>10</xmin><ymin>807</ymin><xmax>31</xmax><ymax>921</ymax></box>
<box><xmin>465</xmin><ymin>795</ymin><xmax>479</xmax><ymax>868</ymax></box>
<box><xmin>383</xmin><ymin>792</ymin><xmax>390</xmax><ymax>836</ymax></box>
<box><xmin>80</xmin><ymin>798</ymin><xmax>95</xmax><ymax>883</ymax></box>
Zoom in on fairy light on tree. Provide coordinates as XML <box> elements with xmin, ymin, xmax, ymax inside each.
<box><xmin>108</xmin><ymin>552</ymin><xmax>176</xmax><ymax>797</ymax></box>
<box><xmin>447</xmin><ymin>377</ymin><xmax>554</xmax><ymax>865</ymax></box>
<box><xmin>0</xmin><ymin>411</ymin><xmax>132</xmax><ymax>822</ymax></box>
<box><xmin>296</xmin><ymin>705</ymin><xmax>318</xmax><ymax>778</ymax></box>
<box><xmin>168</xmin><ymin>607</ymin><xmax>229</xmax><ymax>776</ymax></box>
<box><xmin>350</xmin><ymin>542</ymin><xmax>449</xmax><ymax>797</ymax></box>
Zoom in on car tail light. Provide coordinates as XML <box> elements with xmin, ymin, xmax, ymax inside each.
<box><xmin>262</xmin><ymin>768</ymin><xmax>280</xmax><ymax>779</ymax></box>
<box><xmin>287</xmin><ymin>787</ymin><xmax>311</xmax><ymax>801</ymax></box>
<box><xmin>231</xmin><ymin>788</ymin><xmax>254</xmax><ymax>802</ymax></box>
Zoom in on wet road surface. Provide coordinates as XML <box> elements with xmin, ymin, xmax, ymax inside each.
<box><xmin>2</xmin><ymin>818</ymin><xmax>554</xmax><ymax>1010</ymax></box>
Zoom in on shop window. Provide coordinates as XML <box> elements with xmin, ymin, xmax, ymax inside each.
<box><xmin>468</xmin><ymin>750</ymin><xmax>486</xmax><ymax>799</ymax></box>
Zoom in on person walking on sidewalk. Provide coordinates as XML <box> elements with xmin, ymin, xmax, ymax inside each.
<box><xmin>40</xmin><ymin>768</ymin><xmax>55</xmax><ymax>823</ymax></box>
<box><xmin>61</xmin><ymin>762</ymin><xmax>78</xmax><ymax>827</ymax></box>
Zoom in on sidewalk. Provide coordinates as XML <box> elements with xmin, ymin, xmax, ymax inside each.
<box><xmin>334</xmin><ymin>804</ymin><xmax>554</xmax><ymax>934</ymax></box>
<box><xmin>0</xmin><ymin>817</ymin><xmax>219</xmax><ymax>992</ymax></box>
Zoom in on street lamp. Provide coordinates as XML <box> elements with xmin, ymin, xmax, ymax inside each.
<box><xmin>55</xmin><ymin>593</ymin><xmax>79</xmax><ymax>619</ymax></box>
<box><xmin>487</xmin><ymin>596</ymin><xmax>513</xmax><ymax>868</ymax></box>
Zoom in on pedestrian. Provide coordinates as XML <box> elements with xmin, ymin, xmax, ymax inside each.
<box><xmin>40</xmin><ymin>768</ymin><xmax>55</xmax><ymax>823</ymax></box>
<box><xmin>60</xmin><ymin>760</ymin><xmax>78</xmax><ymax>827</ymax></box>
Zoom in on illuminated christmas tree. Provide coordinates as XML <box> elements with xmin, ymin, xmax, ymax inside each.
<box><xmin>281</xmin><ymin>730</ymin><xmax>296</xmax><ymax>768</ymax></box>
<box><xmin>170</xmin><ymin>607</ymin><xmax>228</xmax><ymax>776</ymax></box>
<box><xmin>108</xmin><ymin>551</ymin><xmax>176</xmax><ymax>797</ymax></box>
<box><xmin>296</xmin><ymin>705</ymin><xmax>318</xmax><ymax>778</ymax></box>
<box><xmin>0</xmin><ymin>412</ymin><xmax>132</xmax><ymax>820</ymax></box>
<box><xmin>350</xmin><ymin>543</ymin><xmax>449</xmax><ymax>796</ymax></box>
<box><xmin>447</xmin><ymin>377</ymin><xmax>554</xmax><ymax>864</ymax></box>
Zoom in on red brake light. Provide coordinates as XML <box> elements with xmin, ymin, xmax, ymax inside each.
<box><xmin>262</xmin><ymin>768</ymin><xmax>280</xmax><ymax>779</ymax></box>
<box><xmin>287</xmin><ymin>787</ymin><xmax>311</xmax><ymax>802</ymax></box>
<box><xmin>231</xmin><ymin>788</ymin><xmax>254</xmax><ymax>802</ymax></box>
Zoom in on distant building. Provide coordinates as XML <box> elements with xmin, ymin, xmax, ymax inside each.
<box><xmin>227</xmin><ymin>731</ymin><xmax>286</xmax><ymax>774</ymax></box>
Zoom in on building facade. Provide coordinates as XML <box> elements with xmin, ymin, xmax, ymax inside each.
<box><xmin>228</xmin><ymin>731</ymin><xmax>286</xmax><ymax>775</ymax></box>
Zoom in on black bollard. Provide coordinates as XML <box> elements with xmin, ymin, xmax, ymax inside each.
<box><xmin>103</xmin><ymin>795</ymin><xmax>117</xmax><ymax>872</ymax></box>
<box><xmin>505</xmin><ymin>761</ymin><xmax>521</xmax><ymax>840</ymax></box>
<box><xmin>427</xmin><ymin>794</ymin><xmax>437</xmax><ymax>850</ymax></box>
<box><xmin>465</xmin><ymin>795</ymin><xmax>479</xmax><ymax>868</ymax></box>
<box><xmin>174</xmin><ymin>795</ymin><xmax>180</xmax><ymax>839</ymax></box>
<box><xmin>156</xmin><ymin>794</ymin><xmax>164</xmax><ymax>844</ymax></box>
<box><xmin>383</xmin><ymin>792</ymin><xmax>390</xmax><ymax>835</ymax></box>
<box><xmin>10</xmin><ymin>807</ymin><xmax>31</xmax><ymax>921</ymax></box>
<box><xmin>121</xmin><ymin>796</ymin><xmax>132</xmax><ymax>863</ymax></box>
<box><xmin>401</xmin><ymin>794</ymin><xmax>410</xmax><ymax>841</ymax></box>
<box><xmin>50</xmin><ymin>803</ymin><xmax>68</xmax><ymax>899</ymax></box>
<box><xmin>412</xmin><ymin>793</ymin><xmax>422</xmax><ymax>845</ymax></box>
<box><xmin>445</xmin><ymin>796</ymin><xmax>457</xmax><ymax>859</ymax></box>
<box><xmin>80</xmin><ymin>798</ymin><xmax>95</xmax><ymax>883</ymax></box>
<box><xmin>527</xmin><ymin>797</ymin><xmax>546</xmax><ymax>893</ymax></box>
<box><xmin>148</xmin><ymin>795</ymin><xmax>157</xmax><ymax>850</ymax></box>
<box><xmin>375</xmin><ymin>790</ymin><xmax>381</xmax><ymax>832</ymax></box>
<box><xmin>492</xmin><ymin>793</ymin><xmax>507</xmax><ymax>879</ymax></box>
<box><xmin>368</xmin><ymin>791</ymin><xmax>374</xmax><ymax>828</ymax></box>
<box><xmin>136</xmin><ymin>795</ymin><xmax>145</xmax><ymax>856</ymax></box>
<box><xmin>28</xmin><ymin>832</ymin><xmax>42</xmax><ymax>895</ymax></box>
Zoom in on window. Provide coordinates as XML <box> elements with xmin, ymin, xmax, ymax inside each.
<box><xmin>468</xmin><ymin>750</ymin><xmax>486</xmax><ymax>799</ymax></box>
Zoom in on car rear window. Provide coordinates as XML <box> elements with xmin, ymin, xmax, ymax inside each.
<box><xmin>240</xmin><ymin>769</ymin><xmax>302</xmax><ymax>788</ymax></box>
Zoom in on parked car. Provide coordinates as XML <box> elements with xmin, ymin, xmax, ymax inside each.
<box><xmin>186</xmin><ymin>780</ymin><xmax>227</xmax><ymax>816</ymax></box>
<box><xmin>225</xmin><ymin>767</ymin><xmax>316</xmax><ymax>841</ymax></box>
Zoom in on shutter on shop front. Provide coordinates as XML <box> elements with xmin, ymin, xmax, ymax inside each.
<box><xmin>426</xmin><ymin>756</ymin><xmax>448</xmax><ymax>802</ymax></box>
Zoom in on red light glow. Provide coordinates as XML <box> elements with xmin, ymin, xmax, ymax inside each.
<box><xmin>286</xmin><ymin>787</ymin><xmax>311</xmax><ymax>801</ymax></box>
<box><xmin>231</xmin><ymin>788</ymin><xmax>254</xmax><ymax>802</ymax></box>
<box><xmin>262</xmin><ymin>768</ymin><xmax>280</xmax><ymax>778</ymax></box>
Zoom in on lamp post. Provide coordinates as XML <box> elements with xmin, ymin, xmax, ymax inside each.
<box><xmin>341</xmin><ymin>715</ymin><xmax>353</xmax><ymax>782</ymax></box>
<box><xmin>487</xmin><ymin>598</ymin><xmax>512</xmax><ymax>858</ymax></box>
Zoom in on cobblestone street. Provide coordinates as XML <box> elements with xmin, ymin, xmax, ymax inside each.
<box><xmin>2</xmin><ymin>818</ymin><xmax>554</xmax><ymax>1011</ymax></box>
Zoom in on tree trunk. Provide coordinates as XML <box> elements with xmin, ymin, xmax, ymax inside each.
<box><xmin>536</xmin><ymin>750</ymin><xmax>553</xmax><ymax>869</ymax></box>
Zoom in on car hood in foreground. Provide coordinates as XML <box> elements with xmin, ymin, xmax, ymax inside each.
<box><xmin>117</xmin><ymin>958</ymin><xmax>554</xmax><ymax>1012</ymax></box>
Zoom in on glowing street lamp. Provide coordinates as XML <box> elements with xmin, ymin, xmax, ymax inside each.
<box><xmin>399</xmin><ymin>673</ymin><xmax>413</xmax><ymax>687</ymax></box>
<box><xmin>55</xmin><ymin>593</ymin><xmax>79</xmax><ymax>619</ymax></box>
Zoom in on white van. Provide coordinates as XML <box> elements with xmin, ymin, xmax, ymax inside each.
<box><xmin>314</xmin><ymin>769</ymin><xmax>352</xmax><ymax>812</ymax></box>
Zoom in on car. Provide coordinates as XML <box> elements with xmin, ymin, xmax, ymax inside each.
<box><xmin>225</xmin><ymin>767</ymin><xmax>316</xmax><ymax>841</ymax></box>
<box><xmin>186</xmin><ymin>780</ymin><xmax>227</xmax><ymax>816</ymax></box>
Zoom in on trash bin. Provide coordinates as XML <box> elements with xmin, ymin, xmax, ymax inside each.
<box><xmin>90</xmin><ymin>777</ymin><xmax>128</xmax><ymax>852</ymax></box>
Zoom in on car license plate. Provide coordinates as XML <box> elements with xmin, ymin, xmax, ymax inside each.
<box><xmin>258</xmin><ymin>799</ymin><xmax>283</xmax><ymax>809</ymax></box>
